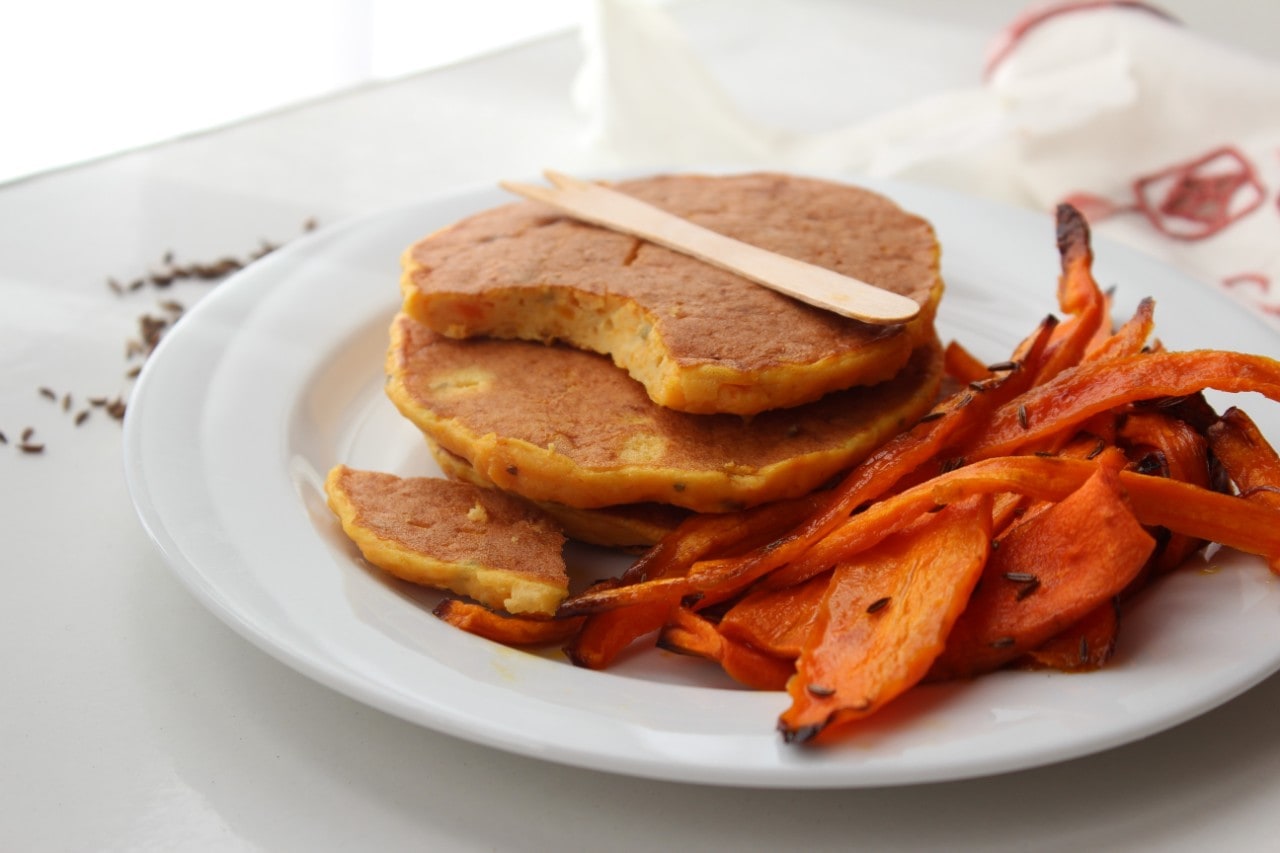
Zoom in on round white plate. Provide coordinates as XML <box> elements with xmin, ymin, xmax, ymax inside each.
<box><xmin>124</xmin><ymin>175</ymin><xmax>1280</xmax><ymax>788</ymax></box>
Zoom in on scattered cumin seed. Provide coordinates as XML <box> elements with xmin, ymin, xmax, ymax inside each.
<box><xmin>1017</xmin><ymin>404</ymin><xmax>1029</xmax><ymax>429</ymax></box>
<box><xmin>75</xmin><ymin>410</ymin><xmax>90</xmax><ymax>427</ymax></box>
<box><xmin>0</xmin><ymin>430</ymin><xmax>7</xmax><ymax>444</ymax></box>
<box><xmin>126</xmin><ymin>365</ymin><xmax>142</xmax><ymax>379</ymax></box>
<box><xmin>1003</xmin><ymin>572</ymin><xmax>1037</xmax><ymax>583</ymax></box>
<box><xmin>21</xmin><ymin>427</ymin><xmax>34</xmax><ymax>442</ymax></box>
<box><xmin>986</xmin><ymin>360</ymin><xmax>1019</xmax><ymax>372</ymax></box>
<box><xmin>89</xmin><ymin>396</ymin><xmax>108</xmax><ymax>407</ymax></box>
<box><xmin>62</xmin><ymin>393</ymin><xmax>71</xmax><ymax>411</ymax></box>
<box><xmin>39</xmin><ymin>387</ymin><xmax>57</xmax><ymax>401</ymax></box>
<box><xmin>990</xmin><ymin>636</ymin><xmax>1016</xmax><ymax>649</ymax></box>
<box><xmin>865</xmin><ymin>596</ymin><xmax>891</xmax><ymax>614</ymax></box>
<box><xmin>968</xmin><ymin>380</ymin><xmax>987</xmax><ymax>392</ymax></box>
<box><xmin>1034</xmin><ymin>450</ymin><xmax>1056</xmax><ymax>458</ymax></box>
<box><xmin>505</xmin><ymin>465</ymin><xmax>518</xmax><ymax>476</ymax></box>
<box><xmin>1015</xmin><ymin>579</ymin><xmax>1041</xmax><ymax>600</ymax></box>
<box><xmin>940</xmin><ymin>456</ymin><xmax>966</xmax><ymax>473</ymax></box>
<box><xmin>107</xmin><ymin>277</ymin><xmax>124</xmax><ymax>295</ymax></box>
<box><xmin>806</xmin><ymin>684</ymin><xmax>836</xmax><ymax>697</ymax></box>
<box><xmin>955</xmin><ymin>392</ymin><xmax>974</xmax><ymax>410</ymax></box>
<box><xmin>1085</xmin><ymin>439</ymin><xmax>1107</xmax><ymax>460</ymax></box>
<box><xmin>19</xmin><ymin>443</ymin><xmax>45</xmax><ymax>454</ymax></box>
<box><xmin>919</xmin><ymin>410</ymin><xmax>945</xmax><ymax>423</ymax></box>
<box><xmin>1078</xmin><ymin>636</ymin><xmax>1090</xmax><ymax>664</ymax></box>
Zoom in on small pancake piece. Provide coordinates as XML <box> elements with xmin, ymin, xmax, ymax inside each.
<box><xmin>386</xmin><ymin>314</ymin><xmax>943</xmax><ymax>513</ymax></box>
<box><xmin>401</xmin><ymin>172</ymin><xmax>943</xmax><ymax>415</ymax></box>
<box><xmin>428</xmin><ymin>440</ymin><xmax>690</xmax><ymax>549</ymax></box>
<box><xmin>324</xmin><ymin>465</ymin><xmax>567</xmax><ymax>615</ymax></box>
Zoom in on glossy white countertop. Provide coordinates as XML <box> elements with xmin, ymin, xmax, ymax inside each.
<box><xmin>4</xmin><ymin>2</ymin><xmax>1280</xmax><ymax>850</ymax></box>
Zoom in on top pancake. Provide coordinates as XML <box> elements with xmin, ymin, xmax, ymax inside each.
<box><xmin>401</xmin><ymin>172</ymin><xmax>943</xmax><ymax>415</ymax></box>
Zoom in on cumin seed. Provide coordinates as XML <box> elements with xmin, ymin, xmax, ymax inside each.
<box><xmin>19</xmin><ymin>443</ymin><xmax>44</xmax><ymax>454</ymax></box>
<box><xmin>865</xmin><ymin>596</ymin><xmax>891</xmax><ymax>614</ymax></box>
<box><xmin>990</xmin><ymin>636</ymin><xmax>1016</xmax><ymax>649</ymax></box>
<box><xmin>0</xmin><ymin>430</ymin><xmax>7</xmax><ymax>444</ymax></box>
<box><xmin>39</xmin><ymin>387</ymin><xmax>56</xmax><ymax>401</ymax></box>
<box><xmin>919</xmin><ymin>410</ymin><xmax>946</xmax><ymax>423</ymax></box>
<box><xmin>1015</xmin><ymin>578</ymin><xmax>1041</xmax><ymax>600</ymax></box>
<box><xmin>986</xmin><ymin>360</ymin><xmax>1019</xmax><ymax>372</ymax></box>
<box><xmin>806</xmin><ymin>684</ymin><xmax>836</xmax><ymax>697</ymax></box>
<box><xmin>21</xmin><ymin>427</ymin><xmax>34</xmax><ymax>442</ymax></box>
<box><xmin>1003</xmin><ymin>572</ymin><xmax>1037</xmax><ymax>583</ymax></box>
<box><xmin>1078</xmin><ymin>636</ymin><xmax>1090</xmax><ymax>664</ymax></box>
<box><xmin>1017</xmin><ymin>404</ymin><xmax>1029</xmax><ymax>429</ymax></box>
<box><xmin>74</xmin><ymin>410</ymin><xmax>90</xmax><ymax>427</ymax></box>
<box><xmin>1085</xmin><ymin>439</ymin><xmax>1107</xmax><ymax>460</ymax></box>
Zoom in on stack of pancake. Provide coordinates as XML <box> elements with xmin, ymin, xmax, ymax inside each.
<box><xmin>329</xmin><ymin>172</ymin><xmax>945</xmax><ymax>615</ymax></box>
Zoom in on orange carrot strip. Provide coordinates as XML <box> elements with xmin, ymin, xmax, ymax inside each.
<box><xmin>657</xmin><ymin>608</ymin><xmax>794</xmax><ymax>691</ymax></box>
<box><xmin>778</xmin><ymin>497</ymin><xmax>993</xmax><ymax>743</ymax></box>
<box><xmin>1085</xmin><ymin>296</ymin><xmax>1154</xmax><ymax>362</ymax></box>
<box><xmin>929</xmin><ymin>462</ymin><xmax>1154</xmax><ymax>680</ymax></box>
<box><xmin>1206</xmin><ymin>407</ymin><xmax>1280</xmax><ymax>574</ymax></box>
<box><xmin>1032</xmin><ymin>205</ymin><xmax>1108</xmax><ymax>383</ymax></box>
<box><xmin>944</xmin><ymin>340</ymin><xmax>992</xmax><ymax>384</ymax></box>
<box><xmin>1016</xmin><ymin>599</ymin><xmax>1121</xmax><ymax>673</ymax></box>
<box><xmin>433</xmin><ymin>599</ymin><xmax>584</xmax><ymax>646</ymax></box>
<box><xmin>963</xmin><ymin>350</ymin><xmax>1280</xmax><ymax>459</ymax></box>
<box><xmin>716</xmin><ymin>572</ymin><xmax>829</xmax><ymax>660</ymax></box>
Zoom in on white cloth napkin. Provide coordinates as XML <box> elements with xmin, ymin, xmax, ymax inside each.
<box><xmin>574</xmin><ymin>0</ymin><xmax>1280</xmax><ymax>331</ymax></box>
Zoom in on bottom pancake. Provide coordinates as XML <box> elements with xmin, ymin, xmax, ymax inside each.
<box><xmin>385</xmin><ymin>314</ymin><xmax>944</xmax><ymax>514</ymax></box>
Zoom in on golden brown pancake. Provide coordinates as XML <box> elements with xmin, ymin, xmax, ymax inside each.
<box><xmin>324</xmin><ymin>465</ymin><xmax>567</xmax><ymax>615</ymax></box>
<box><xmin>427</xmin><ymin>440</ymin><xmax>689</xmax><ymax>549</ymax></box>
<box><xmin>385</xmin><ymin>313</ymin><xmax>943</xmax><ymax>514</ymax></box>
<box><xmin>400</xmin><ymin>172</ymin><xmax>942</xmax><ymax>415</ymax></box>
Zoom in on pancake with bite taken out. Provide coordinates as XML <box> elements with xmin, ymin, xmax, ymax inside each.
<box><xmin>400</xmin><ymin>172</ymin><xmax>942</xmax><ymax>416</ymax></box>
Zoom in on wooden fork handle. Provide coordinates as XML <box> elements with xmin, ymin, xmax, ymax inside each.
<box><xmin>499</xmin><ymin>170</ymin><xmax>921</xmax><ymax>326</ymax></box>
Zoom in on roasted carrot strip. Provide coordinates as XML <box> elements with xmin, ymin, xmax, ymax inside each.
<box><xmin>433</xmin><ymin>599</ymin><xmax>584</xmax><ymax>646</ymax></box>
<box><xmin>1207</xmin><ymin>407</ymin><xmax>1280</xmax><ymax>503</ymax></box>
<box><xmin>778</xmin><ymin>497</ymin><xmax>992</xmax><ymax>743</ymax></box>
<box><xmin>944</xmin><ymin>340</ymin><xmax>992</xmax><ymax>384</ymax></box>
<box><xmin>1117</xmin><ymin>410</ymin><xmax>1213</xmax><ymax>576</ymax></box>
<box><xmin>929</xmin><ymin>462</ymin><xmax>1154</xmax><ymax>680</ymax></box>
<box><xmin>1032</xmin><ymin>205</ymin><xmax>1108</xmax><ymax>384</ymax></box>
<box><xmin>963</xmin><ymin>350</ymin><xmax>1280</xmax><ymax>459</ymax></box>
<box><xmin>657</xmin><ymin>607</ymin><xmax>794</xmax><ymax>691</ymax></box>
<box><xmin>1207</xmin><ymin>407</ymin><xmax>1280</xmax><ymax>574</ymax></box>
<box><xmin>1016</xmin><ymin>599</ymin><xmax>1121</xmax><ymax>673</ymax></box>
<box><xmin>716</xmin><ymin>572</ymin><xmax>829</xmax><ymax>660</ymax></box>
<box><xmin>563</xmin><ymin>587</ymin><xmax>685</xmax><ymax>668</ymax></box>
<box><xmin>1085</xmin><ymin>297</ymin><xmax>1154</xmax><ymax>362</ymax></box>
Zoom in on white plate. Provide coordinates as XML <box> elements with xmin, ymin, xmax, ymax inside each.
<box><xmin>124</xmin><ymin>175</ymin><xmax>1280</xmax><ymax>788</ymax></box>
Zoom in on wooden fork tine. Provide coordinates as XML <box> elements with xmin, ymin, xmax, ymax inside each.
<box><xmin>543</xmin><ymin>169</ymin><xmax>594</xmax><ymax>192</ymax></box>
<box><xmin>498</xmin><ymin>179</ymin><xmax>559</xmax><ymax>204</ymax></box>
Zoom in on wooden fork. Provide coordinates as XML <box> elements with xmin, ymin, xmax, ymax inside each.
<box><xmin>499</xmin><ymin>169</ymin><xmax>921</xmax><ymax>325</ymax></box>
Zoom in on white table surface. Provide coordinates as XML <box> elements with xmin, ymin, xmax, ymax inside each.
<box><xmin>5</xmin><ymin>2</ymin><xmax>1280</xmax><ymax>850</ymax></box>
